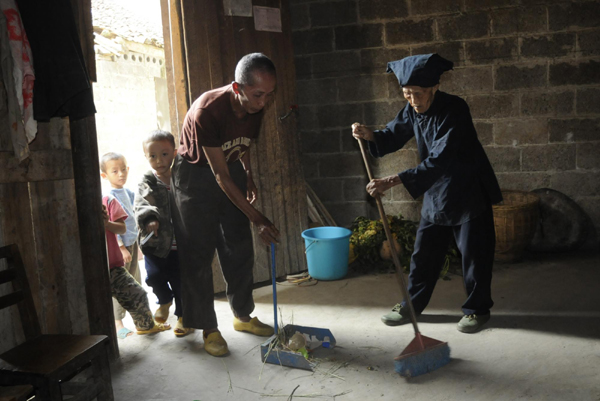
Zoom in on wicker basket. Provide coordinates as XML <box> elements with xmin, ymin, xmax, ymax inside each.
<box><xmin>493</xmin><ymin>190</ymin><xmax>540</xmax><ymax>263</ymax></box>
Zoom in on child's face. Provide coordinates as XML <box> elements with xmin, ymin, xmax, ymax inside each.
<box><xmin>101</xmin><ymin>158</ymin><xmax>129</xmax><ymax>189</ymax></box>
<box><xmin>145</xmin><ymin>140</ymin><xmax>176</xmax><ymax>175</ymax></box>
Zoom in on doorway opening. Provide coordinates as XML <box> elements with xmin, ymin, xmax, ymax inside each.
<box><xmin>91</xmin><ymin>0</ymin><xmax>170</xmax><ymax>347</ymax></box>
<box><xmin>92</xmin><ymin>0</ymin><xmax>170</xmax><ymax>195</ymax></box>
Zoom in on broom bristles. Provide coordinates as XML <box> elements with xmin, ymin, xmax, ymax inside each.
<box><xmin>394</xmin><ymin>337</ymin><xmax>451</xmax><ymax>378</ymax></box>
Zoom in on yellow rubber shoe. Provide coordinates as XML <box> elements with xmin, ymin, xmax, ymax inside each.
<box><xmin>203</xmin><ymin>331</ymin><xmax>229</xmax><ymax>357</ymax></box>
<box><xmin>154</xmin><ymin>302</ymin><xmax>172</xmax><ymax>323</ymax></box>
<box><xmin>233</xmin><ymin>317</ymin><xmax>274</xmax><ymax>337</ymax></box>
<box><xmin>174</xmin><ymin>317</ymin><xmax>194</xmax><ymax>337</ymax></box>
<box><xmin>136</xmin><ymin>321</ymin><xmax>171</xmax><ymax>335</ymax></box>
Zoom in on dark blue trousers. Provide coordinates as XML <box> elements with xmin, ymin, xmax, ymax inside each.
<box><xmin>402</xmin><ymin>206</ymin><xmax>495</xmax><ymax>316</ymax></box>
<box><xmin>144</xmin><ymin>250</ymin><xmax>183</xmax><ymax>317</ymax></box>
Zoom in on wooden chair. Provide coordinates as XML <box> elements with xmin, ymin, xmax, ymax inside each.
<box><xmin>0</xmin><ymin>385</ymin><xmax>34</xmax><ymax>401</ymax></box>
<box><xmin>0</xmin><ymin>244</ymin><xmax>114</xmax><ymax>401</ymax></box>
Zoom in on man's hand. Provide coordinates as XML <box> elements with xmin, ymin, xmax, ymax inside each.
<box><xmin>366</xmin><ymin>175</ymin><xmax>402</xmax><ymax>198</ymax></box>
<box><xmin>146</xmin><ymin>220</ymin><xmax>159</xmax><ymax>236</ymax></box>
<box><xmin>246</xmin><ymin>174</ymin><xmax>258</xmax><ymax>204</ymax></box>
<box><xmin>253</xmin><ymin>213</ymin><xmax>280</xmax><ymax>245</ymax></box>
<box><xmin>352</xmin><ymin>122</ymin><xmax>375</xmax><ymax>142</ymax></box>
<box><xmin>120</xmin><ymin>245</ymin><xmax>132</xmax><ymax>264</ymax></box>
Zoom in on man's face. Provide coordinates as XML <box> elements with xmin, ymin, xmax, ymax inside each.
<box><xmin>402</xmin><ymin>85</ymin><xmax>438</xmax><ymax>114</ymax></box>
<box><xmin>145</xmin><ymin>139</ymin><xmax>177</xmax><ymax>175</ymax></box>
<box><xmin>236</xmin><ymin>71</ymin><xmax>277</xmax><ymax>114</ymax></box>
<box><xmin>101</xmin><ymin>158</ymin><xmax>129</xmax><ymax>189</ymax></box>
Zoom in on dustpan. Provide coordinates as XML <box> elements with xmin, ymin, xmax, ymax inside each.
<box><xmin>260</xmin><ymin>243</ymin><xmax>336</xmax><ymax>371</ymax></box>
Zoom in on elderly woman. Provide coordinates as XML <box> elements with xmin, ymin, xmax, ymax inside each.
<box><xmin>352</xmin><ymin>54</ymin><xmax>502</xmax><ymax>334</ymax></box>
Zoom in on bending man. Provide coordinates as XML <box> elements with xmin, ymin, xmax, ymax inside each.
<box><xmin>172</xmin><ymin>53</ymin><xmax>280</xmax><ymax>356</ymax></box>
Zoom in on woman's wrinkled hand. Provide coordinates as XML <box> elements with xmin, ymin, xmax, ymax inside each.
<box><xmin>352</xmin><ymin>122</ymin><xmax>375</xmax><ymax>142</ymax></box>
<box><xmin>366</xmin><ymin>175</ymin><xmax>402</xmax><ymax>198</ymax></box>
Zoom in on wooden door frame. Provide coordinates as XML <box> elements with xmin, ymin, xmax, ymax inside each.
<box><xmin>70</xmin><ymin>0</ymin><xmax>119</xmax><ymax>358</ymax></box>
<box><xmin>160</xmin><ymin>0</ymin><xmax>190</xmax><ymax>142</ymax></box>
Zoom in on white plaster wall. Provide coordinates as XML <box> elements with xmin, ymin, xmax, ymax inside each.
<box><xmin>93</xmin><ymin>48</ymin><xmax>170</xmax><ymax>195</ymax></box>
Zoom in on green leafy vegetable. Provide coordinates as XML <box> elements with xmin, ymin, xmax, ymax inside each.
<box><xmin>349</xmin><ymin>214</ymin><xmax>460</xmax><ymax>277</ymax></box>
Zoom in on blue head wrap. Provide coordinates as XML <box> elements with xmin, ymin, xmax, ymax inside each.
<box><xmin>387</xmin><ymin>54</ymin><xmax>454</xmax><ymax>87</ymax></box>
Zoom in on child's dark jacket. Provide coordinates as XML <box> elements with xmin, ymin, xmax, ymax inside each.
<box><xmin>134</xmin><ymin>171</ymin><xmax>174</xmax><ymax>258</ymax></box>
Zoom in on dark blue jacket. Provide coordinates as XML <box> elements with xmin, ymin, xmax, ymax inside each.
<box><xmin>369</xmin><ymin>91</ymin><xmax>502</xmax><ymax>226</ymax></box>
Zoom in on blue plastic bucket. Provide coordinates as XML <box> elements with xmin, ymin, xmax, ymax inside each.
<box><xmin>301</xmin><ymin>227</ymin><xmax>352</xmax><ymax>280</ymax></box>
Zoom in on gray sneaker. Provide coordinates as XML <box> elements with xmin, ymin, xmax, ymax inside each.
<box><xmin>381</xmin><ymin>303</ymin><xmax>411</xmax><ymax>326</ymax></box>
<box><xmin>457</xmin><ymin>313</ymin><xmax>490</xmax><ymax>333</ymax></box>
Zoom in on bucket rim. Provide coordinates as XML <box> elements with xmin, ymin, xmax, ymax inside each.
<box><xmin>301</xmin><ymin>226</ymin><xmax>352</xmax><ymax>240</ymax></box>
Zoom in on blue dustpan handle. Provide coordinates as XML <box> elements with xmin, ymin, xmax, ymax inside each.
<box><xmin>270</xmin><ymin>242</ymin><xmax>278</xmax><ymax>333</ymax></box>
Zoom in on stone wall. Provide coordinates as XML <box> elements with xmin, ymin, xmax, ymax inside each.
<box><xmin>291</xmin><ymin>0</ymin><xmax>600</xmax><ymax>240</ymax></box>
<box><xmin>93</xmin><ymin>40</ymin><xmax>170</xmax><ymax>194</ymax></box>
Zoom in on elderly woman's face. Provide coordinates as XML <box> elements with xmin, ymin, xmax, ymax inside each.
<box><xmin>402</xmin><ymin>85</ymin><xmax>439</xmax><ymax>114</ymax></box>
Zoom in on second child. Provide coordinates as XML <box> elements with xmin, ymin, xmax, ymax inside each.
<box><xmin>100</xmin><ymin>152</ymin><xmax>142</xmax><ymax>339</ymax></box>
<box><xmin>135</xmin><ymin>130</ymin><xmax>190</xmax><ymax>337</ymax></box>
<box><xmin>103</xmin><ymin>195</ymin><xmax>170</xmax><ymax>336</ymax></box>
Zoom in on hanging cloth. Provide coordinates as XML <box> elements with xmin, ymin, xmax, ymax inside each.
<box><xmin>0</xmin><ymin>3</ymin><xmax>33</xmax><ymax>161</ymax></box>
<box><xmin>15</xmin><ymin>0</ymin><xmax>95</xmax><ymax>121</ymax></box>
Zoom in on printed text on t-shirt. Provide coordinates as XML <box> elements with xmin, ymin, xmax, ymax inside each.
<box><xmin>222</xmin><ymin>137</ymin><xmax>252</xmax><ymax>162</ymax></box>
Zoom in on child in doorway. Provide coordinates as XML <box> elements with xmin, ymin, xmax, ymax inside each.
<box><xmin>102</xmin><ymin>195</ymin><xmax>170</xmax><ymax>335</ymax></box>
<box><xmin>135</xmin><ymin>130</ymin><xmax>191</xmax><ymax>337</ymax></box>
<box><xmin>100</xmin><ymin>152</ymin><xmax>141</xmax><ymax>339</ymax></box>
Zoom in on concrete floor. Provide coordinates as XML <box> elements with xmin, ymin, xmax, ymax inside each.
<box><xmin>110</xmin><ymin>251</ymin><xmax>600</xmax><ymax>401</ymax></box>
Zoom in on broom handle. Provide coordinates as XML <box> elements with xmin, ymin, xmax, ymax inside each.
<box><xmin>357</xmin><ymin>138</ymin><xmax>421</xmax><ymax>336</ymax></box>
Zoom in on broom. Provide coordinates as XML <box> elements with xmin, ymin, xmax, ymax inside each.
<box><xmin>356</xmin><ymin>136</ymin><xmax>451</xmax><ymax>377</ymax></box>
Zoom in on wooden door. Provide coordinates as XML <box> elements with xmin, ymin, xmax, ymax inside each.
<box><xmin>161</xmin><ymin>0</ymin><xmax>308</xmax><ymax>289</ymax></box>
<box><xmin>0</xmin><ymin>118</ymin><xmax>93</xmax><ymax>353</ymax></box>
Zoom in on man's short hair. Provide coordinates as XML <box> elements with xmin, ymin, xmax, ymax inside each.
<box><xmin>100</xmin><ymin>152</ymin><xmax>126</xmax><ymax>173</ymax></box>
<box><xmin>143</xmin><ymin>130</ymin><xmax>176</xmax><ymax>151</ymax></box>
<box><xmin>234</xmin><ymin>53</ymin><xmax>276</xmax><ymax>86</ymax></box>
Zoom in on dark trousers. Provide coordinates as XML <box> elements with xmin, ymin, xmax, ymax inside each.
<box><xmin>403</xmin><ymin>206</ymin><xmax>495</xmax><ymax>316</ymax></box>
<box><xmin>171</xmin><ymin>155</ymin><xmax>255</xmax><ymax>330</ymax></box>
<box><xmin>144</xmin><ymin>250</ymin><xmax>183</xmax><ymax>317</ymax></box>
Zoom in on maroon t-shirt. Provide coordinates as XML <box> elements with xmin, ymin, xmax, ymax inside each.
<box><xmin>178</xmin><ymin>84</ymin><xmax>263</xmax><ymax>165</ymax></box>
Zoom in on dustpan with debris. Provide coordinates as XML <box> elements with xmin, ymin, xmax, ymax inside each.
<box><xmin>260</xmin><ymin>243</ymin><xmax>336</xmax><ymax>371</ymax></box>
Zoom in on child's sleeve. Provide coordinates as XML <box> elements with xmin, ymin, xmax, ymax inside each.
<box><xmin>108</xmin><ymin>197</ymin><xmax>128</xmax><ymax>223</ymax></box>
<box><xmin>134</xmin><ymin>181</ymin><xmax>160</xmax><ymax>232</ymax></box>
